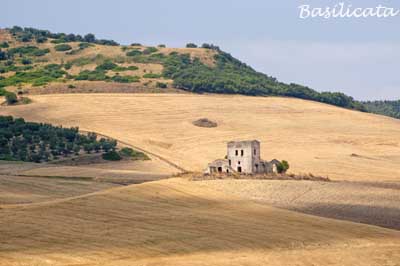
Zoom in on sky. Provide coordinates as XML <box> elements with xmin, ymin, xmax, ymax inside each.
<box><xmin>1</xmin><ymin>0</ymin><xmax>400</xmax><ymax>100</ymax></box>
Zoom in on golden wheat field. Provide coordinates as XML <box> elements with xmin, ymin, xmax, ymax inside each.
<box><xmin>0</xmin><ymin>178</ymin><xmax>399</xmax><ymax>266</ymax></box>
<box><xmin>2</xmin><ymin>93</ymin><xmax>400</xmax><ymax>181</ymax></box>
<box><xmin>1</xmin><ymin>93</ymin><xmax>400</xmax><ymax>265</ymax></box>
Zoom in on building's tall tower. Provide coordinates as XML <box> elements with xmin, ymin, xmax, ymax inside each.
<box><xmin>227</xmin><ymin>140</ymin><xmax>261</xmax><ymax>173</ymax></box>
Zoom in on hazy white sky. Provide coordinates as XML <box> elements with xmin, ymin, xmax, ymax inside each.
<box><xmin>1</xmin><ymin>0</ymin><xmax>400</xmax><ymax>100</ymax></box>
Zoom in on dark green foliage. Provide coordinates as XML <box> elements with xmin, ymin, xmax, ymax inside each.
<box><xmin>75</xmin><ymin>69</ymin><xmax>108</xmax><ymax>81</ymax></box>
<box><xmin>130</xmin><ymin>43</ymin><xmax>142</xmax><ymax>46</ymax></box>
<box><xmin>277</xmin><ymin>160</ymin><xmax>289</xmax><ymax>174</ymax></box>
<box><xmin>143</xmin><ymin>47</ymin><xmax>158</xmax><ymax>55</ymax></box>
<box><xmin>0</xmin><ymin>115</ymin><xmax>117</xmax><ymax>162</ymax></box>
<box><xmin>111</xmin><ymin>75</ymin><xmax>140</xmax><ymax>83</ymax></box>
<box><xmin>96</xmin><ymin>60</ymin><xmax>118</xmax><ymax>71</ymax></box>
<box><xmin>54</xmin><ymin>44</ymin><xmax>72</xmax><ymax>51</ymax></box>
<box><xmin>102</xmin><ymin>150</ymin><xmax>121</xmax><ymax>161</ymax></box>
<box><xmin>363</xmin><ymin>100</ymin><xmax>400</xmax><ymax>119</ymax></box>
<box><xmin>156</xmin><ymin>82</ymin><xmax>168</xmax><ymax>88</ymax></box>
<box><xmin>119</xmin><ymin>147</ymin><xmax>150</xmax><ymax>160</ymax></box>
<box><xmin>126</xmin><ymin>49</ymin><xmax>143</xmax><ymax>57</ymax></box>
<box><xmin>0</xmin><ymin>64</ymin><xmax>66</xmax><ymax>87</ymax></box>
<box><xmin>78</xmin><ymin>42</ymin><xmax>93</xmax><ymax>49</ymax></box>
<box><xmin>84</xmin><ymin>33</ymin><xmax>95</xmax><ymax>43</ymax></box>
<box><xmin>0</xmin><ymin>42</ymin><xmax>9</xmax><ymax>48</ymax></box>
<box><xmin>158</xmin><ymin>44</ymin><xmax>166</xmax><ymax>48</ymax></box>
<box><xmin>113</xmin><ymin>65</ymin><xmax>139</xmax><ymax>71</ymax></box>
<box><xmin>7</xmin><ymin>46</ymin><xmax>50</xmax><ymax>57</ymax></box>
<box><xmin>5</xmin><ymin>91</ymin><xmax>18</xmax><ymax>105</ymax></box>
<box><xmin>36</xmin><ymin>36</ymin><xmax>48</xmax><ymax>43</ymax></box>
<box><xmin>68</xmin><ymin>84</ymin><xmax>76</xmax><ymax>89</ymax></box>
<box><xmin>51</xmin><ymin>39</ymin><xmax>67</xmax><ymax>44</ymax></box>
<box><xmin>186</xmin><ymin>43</ymin><xmax>198</xmax><ymax>48</ymax></box>
<box><xmin>0</xmin><ymin>50</ymin><xmax>7</xmax><ymax>60</ymax></box>
<box><xmin>201</xmin><ymin>43</ymin><xmax>220</xmax><ymax>51</ymax></box>
<box><xmin>143</xmin><ymin>73</ymin><xmax>162</xmax><ymax>79</ymax></box>
<box><xmin>96</xmin><ymin>39</ymin><xmax>119</xmax><ymax>46</ymax></box>
<box><xmin>32</xmin><ymin>48</ymin><xmax>50</xmax><ymax>56</ymax></box>
<box><xmin>162</xmin><ymin>52</ymin><xmax>366</xmax><ymax>111</ymax></box>
<box><xmin>64</xmin><ymin>62</ymin><xmax>72</xmax><ymax>70</ymax></box>
<box><xmin>8</xmin><ymin>26</ymin><xmax>119</xmax><ymax>46</ymax></box>
<box><xmin>0</xmin><ymin>64</ymin><xmax>33</xmax><ymax>74</ymax></box>
<box><xmin>21</xmin><ymin>58</ymin><xmax>32</xmax><ymax>65</ymax></box>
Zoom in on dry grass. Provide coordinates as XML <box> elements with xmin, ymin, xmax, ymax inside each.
<box><xmin>0</xmin><ymin>174</ymin><xmax>117</xmax><ymax>205</ymax></box>
<box><xmin>2</xmin><ymin>93</ymin><xmax>400</xmax><ymax>182</ymax></box>
<box><xmin>0</xmin><ymin>178</ymin><xmax>399</xmax><ymax>266</ymax></box>
<box><xmin>194</xmin><ymin>179</ymin><xmax>400</xmax><ymax>230</ymax></box>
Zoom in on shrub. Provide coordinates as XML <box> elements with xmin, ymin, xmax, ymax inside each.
<box><xmin>126</xmin><ymin>50</ymin><xmax>142</xmax><ymax>57</ymax></box>
<box><xmin>156</xmin><ymin>82</ymin><xmax>167</xmax><ymax>88</ymax></box>
<box><xmin>143</xmin><ymin>73</ymin><xmax>162</xmax><ymax>79</ymax></box>
<box><xmin>186</xmin><ymin>43</ymin><xmax>197</xmax><ymax>48</ymax></box>
<box><xmin>32</xmin><ymin>48</ymin><xmax>50</xmax><ymax>56</ymax></box>
<box><xmin>21</xmin><ymin>58</ymin><xmax>32</xmax><ymax>65</ymax></box>
<box><xmin>68</xmin><ymin>84</ymin><xmax>76</xmax><ymax>89</ymax></box>
<box><xmin>111</xmin><ymin>75</ymin><xmax>140</xmax><ymax>83</ymax></box>
<box><xmin>5</xmin><ymin>92</ymin><xmax>18</xmax><ymax>105</ymax></box>
<box><xmin>0</xmin><ymin>64</ymin><xmax>66</xmax><ymax>87</ymax></box>
<box><xmin>51</xmin><ymin>39</ymin><xmax>67</xmax><ymax>44</ymax></box>
<box><xmin>84</xmin><ymin>33</ymin><xmax>96</xmax><ymax>43</ymax></box>
<box><xmin>78</xmin><ymin>42</ymin><xmax>93</xmax><ymax>49</ymax></box>
<box><xmin>102</xmin><ymin>150</ymin><xmax>121</xmax><ymax>161</ymax></box>
<box><xmin>158</xmin><ymin>44</ymin><xmax>166</xmax><ymax>48</ymax></box>
<box><xmin>54</xmin><ymin>44</ymin><xmax>72</xmax><ymax>51</ymax></box>
<box><xmin>277</xmin><ymin>160</ymin><xmax>289</xmax><ymax>174</ymax></box>
<box><xmin>20</xmin><ymin>97</ymin><xmax>32</xmax><ymax>104</ymax></box>
<box><xmin>0</xmin><ymin>42</ymin><xmax>9</xmax><ymax>48</ymax></box>
<box><xmin>75</xmin><ymin>70</ymin><xmax>108</xmax><ymax>81</ymax></box>
<box><xmin>36</xmin><ymin>36</ymin><xmax>47</xmax><ymax>43</ymax></box>
<box><xmin>8</xmin><ymin>46</ymin><xmax>49</xmax><ymax>57</ymax></box>
<box><xmin>143</xmin><ymin>47</ymin><xmax>158</xmax><ymax>55</ymax></box>
<box><xmin>0</xmin><ymin>50</ymin><xmax>8</xmax><ymax>60</ymax></box>
<box><xmin>113</xmin><ymin>65</ymin><xmax>139</xmax><ymax>72</ymax></box>
<box><xmin>131</xmin><ymin>43</ymin><xmax>142</xmax><ymax>46</ymax></box>
<box><xmin>96</xmin><ymin>60</ymin><xmax>117</xmax><ymax>71</ymax></box>
<box><xmin>119</xmin><ymin>147</ymin><xmax>150</xmax><ymax>160</ymax></box>
<box><xmin>64</xmin><ymin>62</ymin><xmax>72</xmax><ymax>70</ymax></box>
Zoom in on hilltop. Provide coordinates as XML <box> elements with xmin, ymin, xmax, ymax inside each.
<box><xmin>0</xmin><ymin>26</ymin><xmax>371</xmax><ymax>113</ymax></box>
<box><xmin>2</xmin><ymin>93</ymin><xmax>400</xmax><ymax>182</ymax></box>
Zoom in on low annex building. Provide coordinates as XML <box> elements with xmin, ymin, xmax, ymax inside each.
<box><xmin>205</xmin><ymin>140</ymin><xmax>280</xmax><ymax>174</ymax></box>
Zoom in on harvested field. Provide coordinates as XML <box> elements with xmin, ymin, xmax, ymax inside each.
<box><xmin>195</xmin><ymin>179</ymin><xmax>400</xmax><ymax>230</ymax></box>
<box><xmin>0</xmin><ymin>178</ymin><xmax>399</xmax><ymax>266</ymax></box>
<box><xmin>1</xmin><ymin>93</ymin><xmax>400</xmax><ymax>182</ymax></box>
<box><xmin>0</xmin><ymin>174</ymin><xmax>117</xmax><ymax>205</ymax></box>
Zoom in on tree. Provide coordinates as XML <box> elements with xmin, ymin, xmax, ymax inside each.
<box><xmin>5</xmin><ymin>92</ymin><xmax>18</xmax><ymax>105</ymax></box>
<box><xmin>277</xmin><ymin>160</ymin><xmax>289</xmax><ymax>174</ymax></box>
<box><xmin>186</xmin><ymin>43</ymin><xmax>197</xmax><ymax>48</ymax></box>
<box><xmin>0</xmin><ymin>50</ymin><xmax>7</xmax><ymax>60</ymax></box>
<box><xmin>84</xmin><ymin>33</ymin><xmax>96</xmax><ymax>43</ymax></box>
<box><xmin>73</xmin><ymin>145</ymin><xmax>81</xmax><ymax>155</ymax></box>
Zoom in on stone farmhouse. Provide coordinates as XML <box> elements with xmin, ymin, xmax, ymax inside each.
<box><xmin>205</xmin><ymin>140</ymin><xmax>280</xmax><ymax>174</ymax></box>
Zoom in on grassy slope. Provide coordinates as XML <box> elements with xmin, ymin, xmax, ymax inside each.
<box><xmin>0</xmin><ymin>28</ymin><xmax>216</xmax><ymax>92</ymax></box>
<box><xmin>1</xmin><ymin>93</ymin><xmax>400</xmax><ymax>182</ymax></box>
<box><xmin>0</xmin><ymin>27</ymin><xmax>370</xmax><ymax>116</ymax></box>
<box><xmin>1</xmin><ymin>178</ymin><xmax>399</xmax><ymax>266</ymax></box>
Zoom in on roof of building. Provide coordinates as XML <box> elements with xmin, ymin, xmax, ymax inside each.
<box><xmin>227</xmin><ymin>140</ymin><xmax>260</xmax><ymax>145</ymax></box>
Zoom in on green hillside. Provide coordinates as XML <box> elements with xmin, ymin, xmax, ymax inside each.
<box><xmin>1</xmin><ymin>26</ymin><xmax>397</xmax><ymax>118</ymax></box>
<box><xmin>363</xmin><ymin>100</ymin><xmax>400</xmax><ymax>119</ymax></box>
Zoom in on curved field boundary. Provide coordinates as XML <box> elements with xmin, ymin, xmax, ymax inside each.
<box><xmin>80</xmin><ymin>130</ymin><xmax>187</xmax><ymax>173</ymax></box>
